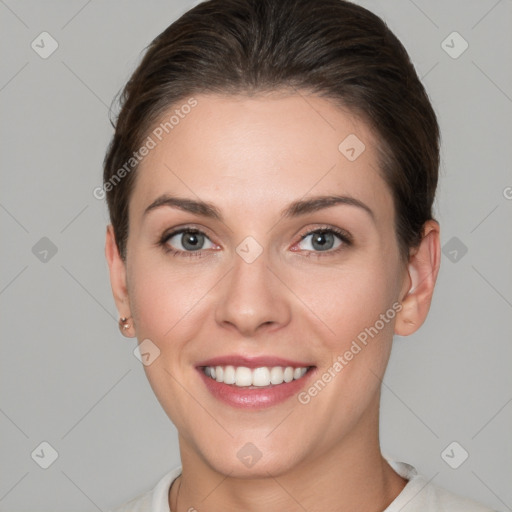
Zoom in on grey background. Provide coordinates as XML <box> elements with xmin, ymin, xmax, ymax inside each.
<box><xmin>1</xmin><ymin>0</ymin><xmax>511</xmax><ymax>510</ymax></box>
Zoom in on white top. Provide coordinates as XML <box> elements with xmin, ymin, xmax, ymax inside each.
<box><xmin>109</xmin><ymin>459</ymin><xmax>496</xmax><ymax>512</ymax></box>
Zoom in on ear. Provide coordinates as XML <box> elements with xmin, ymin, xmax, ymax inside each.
<box><xmin>395</xmin><ymin>220</ymin><xmax>441</xmax><ymax>336</ymax></box>
<box><xmin>105</xmin><ymin>225</ymin><xmax>133</xmax><ymax>332</ymax></box>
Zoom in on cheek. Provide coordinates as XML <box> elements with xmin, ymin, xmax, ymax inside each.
<box><xmin>291</xmin><ymin>260</ymin><xmax>400</xmax><ymax>430</ymax></box>
<box><xmin>127</xmin><ymin>256</ymin><xmax>218</xmax><ymax>342</ymax></box>
<box><xmin>126</xmin><ymin>258</ymin><xmax>215</xmax><ymax>424</ymax></box>
<box><xmin>289</xmin><ymin>257</ymin><xmax>400</xmax><ymax>348</ymax></box>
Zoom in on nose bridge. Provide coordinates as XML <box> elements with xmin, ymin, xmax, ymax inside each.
<box><xmin>215</xmin><ymin>237</ymin><xmax>291</xmax><ymax>335</ymax></box>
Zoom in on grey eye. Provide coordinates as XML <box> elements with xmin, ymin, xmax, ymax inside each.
<box><xmin>298</xmin><ymin>230</ymin><xmax>343</xmax><ymax>252</ymax></box>
<box><xmin>166</xmin><ymin>230</ymin><xmax>214</xmax><ymax>252</ymax></box>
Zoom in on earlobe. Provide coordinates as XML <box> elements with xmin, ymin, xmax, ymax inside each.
<box><xmin>105</xmin><ymin>225</ymin><xmax>135</xmax><ymax>336</ymax></box>
<box><xmin>395</xmin><ymin>220</ymin><xmax>441</xmax><ymax>337</ymax></box>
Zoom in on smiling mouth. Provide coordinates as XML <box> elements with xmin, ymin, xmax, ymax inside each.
<box><xmin>201</xmin><ymin>365</ymin><xmax>314</xmax><ymax>388</ymax></box>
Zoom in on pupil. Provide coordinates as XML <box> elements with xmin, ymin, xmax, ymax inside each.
<box><xmin>313</xmin><ymin>232</ymin><xmax>334</xmax><ymax>251</ymax></box>
<box><xmin>183</xmin><ymin>232</ymin><xmax>203</xmax><ymax>251</ymax></box>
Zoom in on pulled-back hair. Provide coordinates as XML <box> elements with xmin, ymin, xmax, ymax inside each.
<box><xmin>103</xmin><ymin>0</ymin><xmax>440</xmax><ymax>261</ymax></box>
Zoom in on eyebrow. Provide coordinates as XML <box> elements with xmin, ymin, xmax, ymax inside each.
<box><xmin>143</xmin><ymin>194</ymin><xmax>375</xmax><ymax>222</ymax></box>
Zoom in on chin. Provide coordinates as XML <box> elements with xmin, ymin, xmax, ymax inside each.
<box><xmin>205</xmin><ymin>449</ymin><xmax>300</xmax><ymax>479</ymax></box>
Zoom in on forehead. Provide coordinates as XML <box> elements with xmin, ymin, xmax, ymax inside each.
<box><xmin>130</xmin><ymin>92</ymin><xmax>393</xmax><ymax>223</ymax></box>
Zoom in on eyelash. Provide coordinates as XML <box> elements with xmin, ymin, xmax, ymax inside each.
<box><xmin>158</xmin><ymin>225</ymin><xmax>353</xmax><ymax>259</ymax></box>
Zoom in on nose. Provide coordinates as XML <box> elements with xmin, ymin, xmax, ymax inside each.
<box><xmin>214</xmin><ymin>247</ymin><xmax>292</xmax><ymax>337</ymax></box>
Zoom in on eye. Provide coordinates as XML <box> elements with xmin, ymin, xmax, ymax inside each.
<box><xmin>295</xmin><ymin>227</ymin><xmax>352</xmax><ymax>255</ymax></box>
<box><xmin>161</xmin><ymin>228</ymin><xmax>216</xmax><ymax>257</ymax></box>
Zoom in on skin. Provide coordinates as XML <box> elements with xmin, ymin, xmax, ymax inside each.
<box><xmin>106</xmin><ymin>91</ymin><xmax>441</xmax><ymax>512</ymax></box>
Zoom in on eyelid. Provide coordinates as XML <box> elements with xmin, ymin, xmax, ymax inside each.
<box><xmin>160</xmin><ymin>223</ymin><xmax>216</xmax><ymax>243</ymax></box>
<box><xmin>295</xmin><ymin>224</ymin><xmax>353</xmax><ymax>246</ymax></box>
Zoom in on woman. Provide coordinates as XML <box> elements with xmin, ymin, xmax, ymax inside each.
<box><xmin>103</xmin><ymin>0</ymin><xmax>496</xmax><ymax>510</ymax></box>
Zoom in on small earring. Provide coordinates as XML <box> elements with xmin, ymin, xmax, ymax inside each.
<box><xmin>119</xmin><ymin>316</ymin><xmax>132</xmax><ymax>336</ymax></box>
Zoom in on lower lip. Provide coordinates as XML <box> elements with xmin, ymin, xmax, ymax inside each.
<box><xmin>197</xmin><ymin>367</ymin><xmax>316</xmax><ymax>409</ymax></box>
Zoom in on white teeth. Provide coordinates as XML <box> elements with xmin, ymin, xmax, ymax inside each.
<box><xmin>252</xmin><ymin>367</ymin><xmax>270</xmax><ymax>387</ymax></box>
<box><xmin>223</xmin><ymin>365</ymin><xmax>236</xmax><ymax>384</ymax></box>
<box><xmin>202</xmin><ymin>365</ymin><xmax>310</xmax><ymax>387</ymax></box>
<box><xmin>235</xmin><ymin>367</ymin><xmax>253</xmax><ymax>386</ymax></box>
<box><xmin>270</xmin><ymin>367</ymin><xmax>284</xmax><ymax>385</ymax></box>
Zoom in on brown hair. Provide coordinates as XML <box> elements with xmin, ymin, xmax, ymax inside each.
<box><xmin>103</xmin><ymin>0</ymin><xmax>440</xmax><ymax>261</ymax></box>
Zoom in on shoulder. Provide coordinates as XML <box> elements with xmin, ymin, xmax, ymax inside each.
<box><xmin>108</xmin><ymin>467</ymin><xmax>182</xmax><ymax>512</ymax></box>
<box><xmin>385</xmin><ymin>459</ymin><xmax>497</xmax><ymax>512</ymax></box>
<box><xmin>426</xmin><ymin>480</ymin><xmax>497</xmax><ymax>512</ymax></box>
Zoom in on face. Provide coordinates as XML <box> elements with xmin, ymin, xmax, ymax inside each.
<box><xmin>107</xmin><ymin>91</ymin><xmax>437</xmax><ymax>478</ymax></box>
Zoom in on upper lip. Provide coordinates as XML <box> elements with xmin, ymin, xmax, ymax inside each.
<box><xmin>196</xmin><ymin>355</ymin><xmax>314</xmax><ymax>369</ymax></box>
